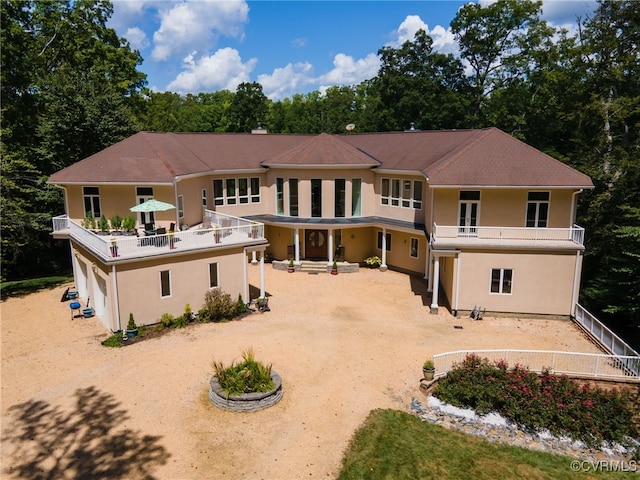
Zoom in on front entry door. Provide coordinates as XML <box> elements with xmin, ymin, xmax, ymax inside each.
<box><xmin>305</xmin><ymin>229</ymin><xmax>327</xmax><ymax>259</ymax></box>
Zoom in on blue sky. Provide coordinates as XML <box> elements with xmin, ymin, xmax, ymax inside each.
<box><xmin>108</xmin><ymin>0</ymin><xmax>598</xmax><ymax>100</ymax></box>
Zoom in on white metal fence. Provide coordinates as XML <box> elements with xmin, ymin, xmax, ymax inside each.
<box><xmin>432</xmin><ymin>350</ymin><xmax>640</xmax><ymax>381</ymax></box>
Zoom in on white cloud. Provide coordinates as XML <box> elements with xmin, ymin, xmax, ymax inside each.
<box><xmin>317</xmin><ymin>53</ymin><xmax>380</xmax><ymax>86</ymax></box>
<box><xmin>151</xmin><ymin>0</ymin><xmax>249</xmax><ymax>62</ymax></box>
<box><xmin>125</xmin><ymin>27</ymin><xmax>149</xmax><ymax>51</ymax></box>
<box><xmin>166</xmin><ymin>48</ymin><xmax>256</xmax><ymax>93</ymax></box>
<box><xmin>389</xmin><ymin>15</ymin><xmax>458</xmax><ymax>55</ymax></box>
<box><xmin>258</xmin><ymin>62</ymin><xmax>314</xmax><ymax>100</ymax></box>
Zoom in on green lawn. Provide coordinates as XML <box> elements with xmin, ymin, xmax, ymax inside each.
<box><xmin>1</xmin><ymin>275</ymin><xmax>73</xmax><ymax>300</ymax></box>
<box><xmin>338</xmin><ymin>409</ymin><xmax>631</xmax><ymax>480</ymax></box>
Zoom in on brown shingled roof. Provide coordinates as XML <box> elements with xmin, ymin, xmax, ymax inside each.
<box><xmin>48</xmin><ymin>128</ymin><xmax>593</xmax><ymax>189</ymax></box>
<box><xmin>261</xmin><ymin>133</ymin><xmax>380</xmax><ymax>167</ymax></box>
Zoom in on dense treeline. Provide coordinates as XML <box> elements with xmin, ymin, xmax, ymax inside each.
<box><xmin>2</xmin><ymin>0</ymin><xmax>638</xmax><ymax>338</ymax></box>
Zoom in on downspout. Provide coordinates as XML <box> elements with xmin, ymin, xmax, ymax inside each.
<box><xmin>111</xmin><ymin>264</ymin><xmax>122</xmax><ymax>332</ymax></box>
<box><xmin>173</xmin><ymin>177</ymin><xmax>180</xmax><ymax>228</ymax></box>
<box><xmin>243</xmin><ymin>247</ymin><xmax>249</xmax><ymax>303</ymax></box>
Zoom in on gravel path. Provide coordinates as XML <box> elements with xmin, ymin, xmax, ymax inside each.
<box><xmin>1</xmin><ymin>267</ymin><xmax>602</xmax><ymax>479</ymax></box>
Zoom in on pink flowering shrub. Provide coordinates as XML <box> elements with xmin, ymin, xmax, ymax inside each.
<box><xmin>434</xmin><ymin>354</ymin><xmax>637</xmax><ymax>447</ymax></box>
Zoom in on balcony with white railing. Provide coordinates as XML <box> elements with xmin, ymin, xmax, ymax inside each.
<box><xmin>431</xmin><ymin>223</ymin><xmax>585</xmax><ymax>250</ymax></box>
<box><xmin>51</xmin><ymin>210</ymin><xmax>265</xmax><ymax>263</ymax></box>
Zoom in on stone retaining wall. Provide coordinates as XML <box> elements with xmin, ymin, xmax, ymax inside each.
<box><xmin>209</xmin><ymin>371</ymin><xmax>283</xmax><ymax>412</ymax></box>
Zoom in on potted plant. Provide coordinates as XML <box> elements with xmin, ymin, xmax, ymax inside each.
<box><xmin>82</xmin><ymin>212</ymin><xmax>96</xmax><ymax>231</ymax></box>
<box><xmin>110</xmin><ymin>214</ymin><xmax>123</xmax><ymax>234</ymax></box>
<box><xmin>169</xmin><ymin>230</ymin><xmax>176</xmax><ymax>249</ymax></box>
<box><xmin>126</xmin><ymin>313</ymin><xmax>138</xmax><ymax>338</ymax></box>
<box><xmin>331</xmin><ymin>260</ymin><xmax>338</xmax><ymax>275</ymax></box>
<box><xmin>213</xmin><ymin>225</ymin><xmax>221</xmax><ymax>243</ymax></box>
<box><xmin>122</xmin><ymin>215</ymin><xmax>136</xmax><ymax>235</ymax></box>
<box><xmin>287</xmin><ymin>258</ymin><xmax>295</xmax><ymax>273</ymax></box>
<box><xmin>422</xmin><ymin>359</ymin><xmax>435</xmax><ymax>381</ymax></box>
<box><xmin>251</xmin><ymin>222</ymin><xmax>259</xmax><ymax>238</ymax></box>
<box><xmin>97</xmin><ymin>215</ymin><xmax>110</xmax><ymax>235</ymax></box>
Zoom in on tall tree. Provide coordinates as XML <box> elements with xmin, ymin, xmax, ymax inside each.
<box><xmin>228</xmin><ymin>82</ymin><xmax>270</xmax><ymax>132</ymax></box>
<box><xmin>451</xmin><ymin>0</ymin><xmax>545</xmax><ymax>126</ymax></box>
<box><xmin>373</xmin><ymin>29</ymin><xmax>470</xmax><ymax>131</ymax></box>
<box><xmin>1</xmin><ymin>0</ymin><xmax>146</xmax><ymax>279</ymax></box>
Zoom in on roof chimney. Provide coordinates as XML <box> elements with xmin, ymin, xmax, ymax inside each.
<box><xmin>251</xmin><ymin>122</ymin><xmax>267</xmax><ymax>134</ymax></box>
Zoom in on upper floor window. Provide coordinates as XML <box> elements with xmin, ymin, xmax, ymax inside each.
<box><xmin>381</xmin><ymin>178</ymin><xmax>422</xmax><ymax>210</ymax></box>
<box><xmin>83</xmin><ymin>187</ymin><xmax>101</xmax><ymax>218</ymax></box>
<box><xmin>214</xmin><ymin>177</ymin><xmax>261</xmax><ymax>206</ymax></box>
<box><xmin>352</xmin><ymin>178</ymin><xmax>362</xmax><ymax>217</ymax></box>
<box><xmin>335</xmin><ymin>179</ymin><xmax>346</xmax><ymax>217</ymax></box>
<box><xmin>289</xmin><ymin>178</ymin><xmax>299</xmax><ymax>216</ymax></box>
<box><xmin>178</xmin><ymin>195</ymin><xmax>184</xmax><ymax>219</ymax></box>
<box><xmin>526</xmin><ymin>191</ymin><xmax>549</xmax><ymax>227</ymax></box>
<box><xmin>276</xmin><ymin>178</ymin><xmax>284</xmax><ymax>215</ymax></box>
<box><xmin>202</xmin><ymin>189</ymin><xmax>207</xmax><ymax>207</ymax></box>
<box><xmin>213</xmin><ymin>180</ymin><xmax>224</xmax><ymax>206</ymax></box>
<box><xmin>311</xmin><ymin>179</ymin><xmax>322</xmax><ymax>217</ymax></box>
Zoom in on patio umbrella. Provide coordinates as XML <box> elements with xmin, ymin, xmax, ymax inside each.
<box><xmin>130</xmin><ymin>198</ymin><xmax>175</xmax><ymax>213</ymax></box>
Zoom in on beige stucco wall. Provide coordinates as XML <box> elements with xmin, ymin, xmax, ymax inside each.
<box><xmin>261</xmin><ymin>168</ymin><xmax>376</xmax><ymax>218</ymax></box>
<box><xmin>64</xmin><ymin>184</ymin><xmax>178</xmax><ymax>230</ymax></box>
<box><xmin>451</xmin><ymin>249</ymin><xmax>580</xmax><ymax>316</ymax></box>
<box><xmin>372</xmin><ymin>173</ymin><xmax>428</xmax><ymax>224</ymax></box>
<box><xmin>70</xmin><ymin>241</ymin><xmax>249</xmax><ymax>331</ymax></box>
<box><xmin>373</xmin><ymin>228</ymin><xmax>426</xmax><ymax>275</ymax></box>
<box><xmin>115</xmin><ymin>246</ymin><xmax>247</xmax><ymax>326</ymax></box>
<box><xmin>264</xmin><ymin>225</ymin><xmax>296</xmax><ymax>260</ymax></box>
<box><xmin>432</xmin><ymin>188</ymin><xmax>579</xmax><ymax>229</ymax></box>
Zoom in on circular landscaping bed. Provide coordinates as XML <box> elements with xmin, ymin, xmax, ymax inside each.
<box><xmin>209</xmin><ymin>371</ymin><xmax>283</xmax><ymax>412</ymax></box>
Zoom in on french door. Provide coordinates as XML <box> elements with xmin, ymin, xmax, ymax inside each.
<box><xmin>458</xmin><ymin>191</ymin><xmax>480</xmax><ymax>236</ymax></box>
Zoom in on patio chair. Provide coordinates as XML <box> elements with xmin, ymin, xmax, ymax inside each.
<box><xmin>257</xmin><ymin>297</ymin><xmax>270</xmax><ymax>313</ymax></box>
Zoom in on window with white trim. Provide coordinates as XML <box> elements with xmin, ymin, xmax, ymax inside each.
<box><xmin>289</xmin><ymin>178</ymin><xmax>298</xmax><ymax>216</ymax></box>
<box><xmin>202</xmin><ymin>189</ymin><xmax>207</xmax><ymax>207</ymax></box>
<box><xmin>213</xmin><ymin>180</ymin><xmax>224</xmax><ymax>206</ymax></box>
<box><xmin>178</xmin><ymin>195</ymin><xmax>184</xmax><ymax>219</ymax></box>
<box><xmin>276</xmin><ymin>177</ymin><xmax>284</xmax><ymax>215</ymax></box>
<box><xmin>490</xmin><ymin>268</ymin><xmax>513</xmax><ymax>294</ymax></box>
<box><xmin>83</xmin><ymin>187</ymin><xmax>101</xmax><ymax>218</ymax></box>
<box><xmin>380</xmin><ymin>178</ymin><xmax>422</xmax><ymax>210</ymax></box>
<box><xmin>410</xmin><ymin>237</ymin><xmax>419</xmax><ymax>258</ymax></box>
<box><xmin>526</xmin><ymin>191</ymin><xmax>549</xmax><ymax>227</ymax></box>
<box><xmin>160</xmin><ymin>270</ymin><xmax>171</xmax><ymax>298</ymax></box>
<box><xmin>377</xmin><ymin>231</ymin><xmax>391</xmax><ymax>251</ymax></box>
<box><xmin>250</xmin><ymin>177</ymin><xmax>260</xmax><ymax>203</ymax></box>
<box><xmin>209</xmin><ymin>262</ymin><xmax>219</xmax><ymax>289</ymax></box>
<box><xmin>226</xmin><ymin>179</ymin><xmax>236</xmax><ymax>205</ymax></box>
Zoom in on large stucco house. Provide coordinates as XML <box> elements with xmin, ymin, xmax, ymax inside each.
<box><xmin>49</xmin><ymin>127</ymin><xmax>593</xmax><ymax>332</ymax></box>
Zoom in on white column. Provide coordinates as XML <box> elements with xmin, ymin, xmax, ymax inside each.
<box><xmin>380</xmin><ymin>228</ymin><xmax>387</xmax><ymax>268</ymax></box>
<box><xmin>424</xmin><ymin>247</ymin><xmax>430</xmax><ymax>281</ymax></box>
<box><xmin>251</xmin><ymin>251</ymin><xmax>257</xmax><ymax>265</ymax></box>
<box><xmin>430</xmin><ymin>255</ymin><xmax>440</xmax><ymax>313</ymax></box>
<box><xmin>327</xmin><ymin>228</ymin><xmax>334</xmax><ymax>265</ymax></box>
<box><xmin>294</xmin><ymin>228</ymin><xmax>300</xmax><ymax>263</ymax></box>
<box><xmin>259</xmin><ymin>251</ymin><xmax>265</xmax><ymax>299</ymax></box>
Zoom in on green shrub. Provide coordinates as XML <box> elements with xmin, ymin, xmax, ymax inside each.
<box><xmin>364</xmin><ymin>256</ymin><xmax>382</xmax><ymax>268</ymax></box>
<box><xmin>160</xmin><ymin>313</ymin><xmax>174</xmax><ymax>328</ymax></box>
<box><xmin>212</xmin><ymin>348</ymin><xmax>274</xmax><ymax>397</ymax></box>
<box><xmin>98</xmin><ymin>215</ymin><xmax>110</xmax><ymax>232</ymax></box>
<box><xmin>236</xmin><ymin>294</ymin><xmax>247</xmax><ymax>314</ymax></box>
<box><xmin>434</xmin><ymin>354</ymin><xmax>637</xmax><ymax>447</ymax></box>
<box><xmin>202</xmin><ymin>288</ymin><xmax>237</xmax><ymax>322</ymax></box>
<box><xmin>122</xmin><ymin>215</ymin><xmax>136</xmax><ymax>232</ymax></box>
<box><xmin>127</xmin><ymin>313</ymin><xmax>137</xmax><ymax>330</ymax></box>
<box><xmin>102</xmin><ymin>334</ymin><xmax>124</xmax><ymax>348</ymax></box>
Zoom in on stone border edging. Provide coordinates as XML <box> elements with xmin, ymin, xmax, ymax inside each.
<box><xmin>209</xmin><ymin>371</ymin><xmax>283</xmax><ymax>412</ymax></box>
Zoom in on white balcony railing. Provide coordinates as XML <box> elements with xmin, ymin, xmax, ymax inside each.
<box><xmin>433</xmin><ymin>350</ymin><xmax>640</xmax><ymax>381</ymax></box>
<box><xmin>51</xmin><ymin>212</ymin><xmax>264</xmax><ymax>262</ymax></box>
<box><xmin>431</xmin><ymin>223</ymin><xmax>585</xmax><ymax>247</ymax></box>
